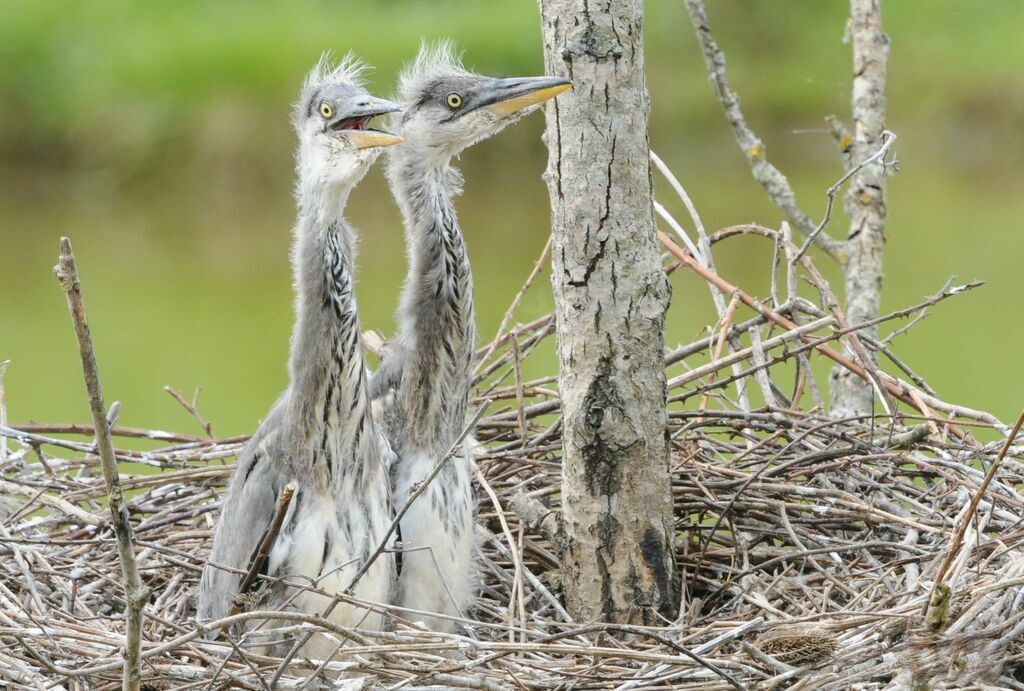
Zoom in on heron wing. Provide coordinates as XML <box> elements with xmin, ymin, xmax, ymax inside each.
<box><xmin>197</xmin><ymin>402</ymin><xmax>290</xmax><ymax>622</ymax></box>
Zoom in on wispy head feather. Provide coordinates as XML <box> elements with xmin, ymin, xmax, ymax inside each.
<box><xmin>396</xmin><ymin>40</ymin><xmax>473</xmax><ymax>105</ymax></box>
<box><xmin>294</xmin><ymin>52</ymin><xmax>370</xmax><ymax>124</ymax></box>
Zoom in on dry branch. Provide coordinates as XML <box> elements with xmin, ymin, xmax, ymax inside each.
<box><xmin>229</xmin><ymin>482</ymin><xmax>296</xmax><ymax>616</ymax></box>
<box><xmin>683</xmin><ymin>0</ymin><xmax>843</xmax><ymax>261</ymax></box>
<box><xmin>53</xmin><ymin>237</ymin><xmax>151</xmax><ymax>691</ymax></box>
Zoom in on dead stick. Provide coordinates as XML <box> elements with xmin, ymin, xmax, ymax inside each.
<box><xmin>54</xmin><ymin>236</ymin><xmax>150</xmax><ymax>691</ymax></box>
<box><xmin>0</xmin><ymin>360</ymin><xmax>9</xmax><ymax>462</ymax></box>
<box><xmin>11</xmin><ymin>422</ymin><xmax>203</xmax><ymax>444</ymax></box>
<box><xmin>698</xmin><ymin>291</ymin><xmax>741</xmax><ymax>413</ymax></box>
<box><xmin>659</xmin><ymin>231</ymin><xmax>943</xmax><ymax>426</ymax></box>
<box><xmin>164</xmin><ymin>386</ymin><xmax>214</xmax><ymax>438</ymax></box>
<box><xmin>230</xmin><ymin>482</ymin><xmax>296</xmax><ymax>615</ymax></box>
<box><xmin>924</xmin><ymin>408</ymin><xmax>1024</xmax><ymax>617</ymax></box>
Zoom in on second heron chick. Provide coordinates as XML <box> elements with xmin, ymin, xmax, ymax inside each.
<box><xmin>371</xmin><ymin>42</ymin><xmax>570</xmax><ymax>631</ymax></box>
<box><xmin>198</xmin><ymin>56</ymin><xmax>403</xmax><ymax>656</ymax></box>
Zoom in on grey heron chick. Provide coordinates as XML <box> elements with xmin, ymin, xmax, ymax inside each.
<box><xmin>371</xmin><ymin>42</ymin><xmax>570</xmax><ymax>631</ymax></box>
<box><xmin>198</xmin><ymin>56</ymin><xmax>403</xmax><ymax>656</ymax></box>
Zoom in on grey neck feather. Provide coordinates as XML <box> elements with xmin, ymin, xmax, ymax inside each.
<box><xmin>284</xmin><ymin>186</ymin><xmax>379</xmax><ymax>487</ymax></box>
<box><xmin>386</xmin><ymin>146</ymin><xmax>475</xmax><ymax>453</ymax></box>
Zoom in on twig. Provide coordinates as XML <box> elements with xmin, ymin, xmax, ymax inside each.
<box><xmin>475</xmin><ymin>236</ymin><xmax>552</xmax><ymax>373</ymax></box>
<box><xmin>0</xmin><ymin>479</ymin><xmax>106</xmax><ymax>526</ymax></box>
<box><xmin>164</xmin><ymin>386</ymin><xmax>214</xmax><ymax>439</ymax></box>
<box><xmin>882</xmin><ymin>277</ymin><xmax>955</xmax><ymax>346</ymax></box>
<box><xmin>698</xmin><ymin>292</ymin><xmax>741</xmax><ymax>413</ymax></box>
<box><xmin>659</xmin><ymin>232</ymin><xmax>905</xmax><ymax>409</ymax></box>
<box><xmin>10</xmin><ymin>422</ymin><xmax>204</xmax><ymax>444</ymax></box>
<box><xmin>653</xmin><ymin>161</ymin><xmax>753</xmax><ymax>411</ymax></box>
<box><xmin>792</xmin><ymin>130</ymin><xmax>897</xmax><ymax>263</ymax></box>
<box><xmin>53</xmin><ymin>236</ymin><xmax>151</xmax><ymax>691</ymax></box>
<box><xmin>509</xmin><ymin>335</ymin><xmax>529</xmax><ymax>445</ymax></box>
<box><xmin>230</xmin><ymin>482</ymin><xmax>296</xmax><ymax>616</ymax></box>
<box><xmin>924</xmin><ymin>408</ymin><xmax>1024</xmax><ymax>617</ymax></box>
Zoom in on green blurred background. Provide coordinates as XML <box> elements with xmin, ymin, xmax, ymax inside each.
<box><xmin>2</xmin><ymin>1</ymin><xmax>1022</xmax><ymax>437</ymax></box>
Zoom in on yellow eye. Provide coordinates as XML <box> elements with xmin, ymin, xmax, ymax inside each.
<box><xmin>319</xmin><ymin>102</ymin><xmax>334</xmax><ymax>119</ymax></box>
<box><xmin>446</xmin><ymin>92</ymin><xmax>463</xmax><ymax>109</ymax></box>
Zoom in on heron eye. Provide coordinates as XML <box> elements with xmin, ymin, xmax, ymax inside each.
<box><xmin>319</xmin><ymin>102</ymin><xmax>334</xmax><ymax>119</ymax></box>
<box><xmin>445</xmin><ymin>92</ymin><xmax>464</xmax><ymax>109</ymax></box>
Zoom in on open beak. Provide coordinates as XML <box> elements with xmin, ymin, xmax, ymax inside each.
<box><xmin>328</xmin><ymin>97</ymin><xmax>405</xmax><ymax>149</ymax></box>
<box><xmin>478</xmin><ymin>76</ymin><xmax>572</xmax><ymax>118</ymax></box>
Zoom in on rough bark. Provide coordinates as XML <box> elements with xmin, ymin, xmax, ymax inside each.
<box><xmin>538</xmin><ymin>0</ymin><xmax>676</xmax><ymax>623</ymax></box>
<box><xmin>830</xmin><ymin>0</ymin><xmax>890</xmax><ymax>416</ymax></box>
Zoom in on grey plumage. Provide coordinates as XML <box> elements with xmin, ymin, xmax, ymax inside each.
<box><xmin>198</xmin><ymin>55</ymin><xmax>404</xmax><ymax>656</ymax></box>
<box><xmin>372</xmin><ymin>42</ymin><xmax>571</xmax><ymax>631</ymax></box>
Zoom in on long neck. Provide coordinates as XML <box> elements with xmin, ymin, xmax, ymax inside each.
<box><xmin>387</xmin><ymin>147</ymin><xmax>475</xmax><ymax>452</ymax></box>
<box><xmin>286</xmin><ymin>186</ymin><xmax>379</xmax><ymax>486</ymax></box>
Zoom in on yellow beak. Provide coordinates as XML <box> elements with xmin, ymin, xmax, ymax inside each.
<box><xmin>483</xmin><ymin>81</ymin><xmax>573</xmax><ymax>118</ymax></box>
<box><xmin>348</xmin><ymin>131</ymin><xmax>405</xmax><ymax>149</ymax></box>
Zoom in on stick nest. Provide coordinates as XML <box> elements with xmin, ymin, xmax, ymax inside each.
<box><xmin>3</xmin><ymin>225</ymin><xmax>1024</xmax><ymax>690</ymax></box>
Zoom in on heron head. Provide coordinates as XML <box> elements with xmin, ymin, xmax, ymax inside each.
<box><xmin>394</xmin><ymin>41</ymin><xmax>571</xmax><ymax>158</ymax></box>
<box><xmin>294</xmin><ymin>54</ymin><xmax>404</xmax><ymax>188</ymax></box>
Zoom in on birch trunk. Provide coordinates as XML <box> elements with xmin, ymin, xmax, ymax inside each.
<box><xmin>538</xmin><ymin>0</ymin><xmax>676</xmax><ymax>624</ymax></box>
<box><xmin>830</xmin><ymin>0</ymin><xmax>890</xmax><ymax>416</ymax></box>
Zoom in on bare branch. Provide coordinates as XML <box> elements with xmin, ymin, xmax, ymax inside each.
<box><xmin>793</xmin><ymin>130</ymin><xmax>897</xmax><ymax>263</ymax></box>
<box><xmin>164</xmin><ymin>385</ymin><xmax>214</xmax><ymax>438</ymax></box>
<box><xmin>0</xmin><ymin>360</ymin><xmax>9</xmax><ymax>463</ymax></box>
<box><xmin>830</xmin><ymin>0</ymin><xmax>893</xmax><ymax>416</ymax></box>
<box><xmin>683</xmin><ymin>0</ymin><xmax>843</xmax><ymax>260</ymax></box>
<box><xmin>54</xmin><ymin>236</ymin><xmax>150</xmax><ymax>691</ymax></box>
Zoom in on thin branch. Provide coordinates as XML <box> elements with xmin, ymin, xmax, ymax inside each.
<box><xmin>792</xmin><ymin>130</ymin><xmax>897</xmax><ymax>263</ymax></box>
<box><xmin>476</xmin><ymin>236</ymin><xmax>552</xmax><ymax>373</ymax></box>
<box><xmin>683</xmin><ymin>0</ymin><xmax>843</xmax><ymax>260</ymax></box>
<box><xmin>54</xmin><ymin>236</ymin><xmax>150</xmax><ymax>691</ymax></box>
<box><xmin>10</xmin><ymin>422</ymin><xmax>204</xmax><ymax>444</ymax></box>
<box><xmin>230</xmin><ymin>482</ymin><xmax>296</xmax><ymax>616</ymax></box>
<box><xmin>925</xmin><ymin>409</ymin><xmax>1024</xmax><ymax>617</ymax></box>
<box><xmin>164</xmin><ymin>386</ymin><xmax>214</xmax><ymax>439</ymax></box>
<box><xmin>657</xmin><ymin>231</ymin><xmax>992</xmax><ymax>433</ymax></box>
<box><xmin>0</xmin><ymin>360</ymin><xmax>9</xmax><ymax>463</ymax></box>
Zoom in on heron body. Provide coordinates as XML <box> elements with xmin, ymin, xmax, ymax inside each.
<box><xmin>371</xmin><ymin>43</ymin><xmax>571</xmax><ymax>631</ymax></box>
<box><xmin>198</xmin><ymin>57</ymin><xmax>403</xmax><ymax>656</ymax></box>
<box><xmin>379</xmin><ymin>152</ymin><xmax>477</xmax><ymax>630</ymax></box>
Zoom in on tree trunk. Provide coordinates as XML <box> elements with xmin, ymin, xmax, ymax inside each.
<box><xmin>538</xmin><ymin>0</ymin><xmax>676</xmax><ymax>624</ymax></box>
<box><xmin>830</xmin><ymin>0</ymin><xmax>890</xmax><ymax>417</ymax></box>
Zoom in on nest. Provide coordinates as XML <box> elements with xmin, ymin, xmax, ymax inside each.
<box><xmin>3</xmin><ymin>220</ymin><xmax>1024</xmax><ymax>690</ymax></box>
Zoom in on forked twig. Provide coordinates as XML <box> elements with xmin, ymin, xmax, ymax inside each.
<box><xmin>165</xmin><ymin>386</ymin><xmax>214</xmax><ymax>438</ymax></box>
<box><xmin>792</xmin><ymin>130</ymin><xmax>897</xmax><ymax>263</ymax></box>
<box><xmin>683</xmin><ymin>0</ymin><xmax>843</xmax><ymax>260</ymax></box>
<box><xmin>658</xmin><ymin>231</ymin><xmax>971</xmax><ymax>434</ymax></box>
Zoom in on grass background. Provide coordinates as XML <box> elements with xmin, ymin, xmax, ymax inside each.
<box><xmin>2</xmin><ymin>0</ymin><xmax>1022</xmax><ymax>436</ymax></box>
